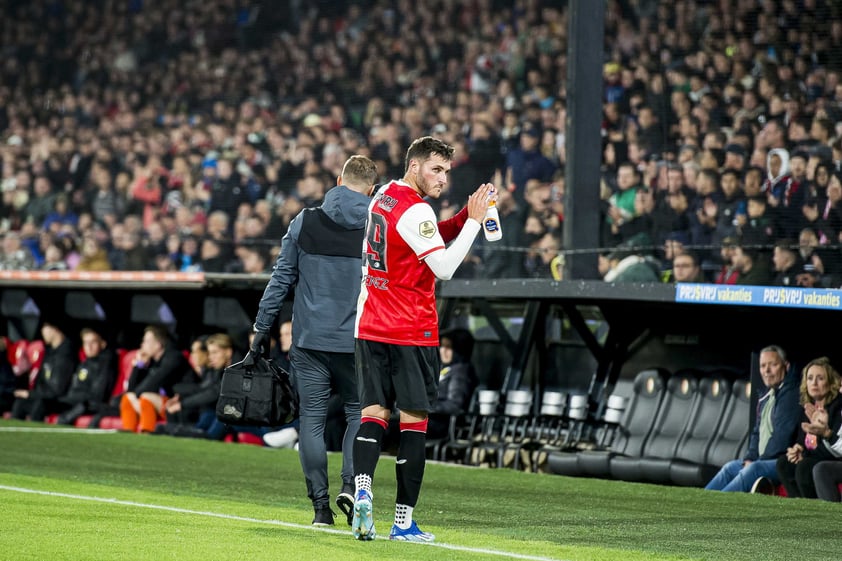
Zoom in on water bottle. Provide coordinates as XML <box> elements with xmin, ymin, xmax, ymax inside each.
<box><xmin>483</xmin><ymin>199</ymin><xmax>503</xmax><ymax>242</ymax></box>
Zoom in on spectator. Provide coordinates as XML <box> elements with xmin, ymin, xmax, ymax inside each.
<box><xmin>42</xmin><ymin>194</ymin><xmax>79</xmax><ymax>233</ymax></box>
<box><xmin>599</xmin><ymin>237</ymin><xmax>661</xmax><ymax>283</ymax></box>
<box><xmin>771</xmin><ymin>239</ymin><xmax>811</xmax><ymax>287</ymax></box>
<box><xmin>504</xmin><ymin>124</ymin><xmax>557</xmax><ymax>203</ymax></box>
<box><xmin>737</xmin><ymin>195</ymin><xmax>776</xmax><ymax>248</ymax></box>
<box><xmin>0</xmin><ymin>232</ymin><xmax>35</xmax><ymax>270</ymax></box>
<box><xmin>41</xmin><ymin>241</ymin><xmax>69</xmax><ymax>271</ymax></box>
<box><xmin>160</xmin><ymin>334</ymin><xmax>230</xmax><ymax>439</ymax></box>
<box><xmin>56</xmin><ymin>328</ymin><xmax>117</xmax><ymax>426</ymax></box>
<box><xmin>776</xmin><ymin>357</ymin><xmax>842</xmax><ymax>499</ymax></box>
<box><xmin>428</xmin><ymin>328</ymin><xmax>479</xmax><ymax>440</ymax></box>
<box><xmin>705</xmin><ymin>345</ymin><xmax>800</xmax><ymax>493</ymax></box>
<box><xmin>734</xmin><ymin>245</ymin><xmax>774</xmax><ymax>286</ymax></box>
<box><xmin>75</xmin><ymin>235</ymin><xmax>112</xmax><ymax>272</ymax></box>
<box><xmin>605</xmin><ymin>163</ymin><xmax>642</xmax><ymax>237</ymax></box>
<box><xmin>10</xmin><ymin>319</ymin><xmax>77</xmax><ymax>422</ymax></box>
<box><xmin>670</xmin><ymin>250</ymin><xmax>705</xmax><ymax>283</ymax></box>
<box><xmin>714</xmin><ymin>236</ymin><xmax>741</xmax><ymax>285</ymax></box>
<box><xmin>119</xmin><ymin>325</ymin><xmax>195</xmax><ymax>433</ymax></box>
<box><xmin>764</xmin><ymin>148</ymin><xmax>805</xmax><ymax>238</ymax></box>
<box><xmin>23</xmin><ymin>176</ymin><xmax>56</xmax><ymax>227</ymax></box>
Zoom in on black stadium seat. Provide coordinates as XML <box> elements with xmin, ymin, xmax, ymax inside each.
<box><xmin>611</xmin><ymin>371</ymin><xmax>698</xmax><ymax>483</ymax></box>
<box><xmin>650</xmin><ymin>375</ymin><xmax>732</xmax><ymax>486</ymax></box>
<box><xmin>549</xmin><ymin>368</ymin><xmax>667</xmax><ymax>478</ymax></box>
<box><xmin>670</xmin><ymin>378</ymin><xmax>751</xmax><ymax>486</ymax></box>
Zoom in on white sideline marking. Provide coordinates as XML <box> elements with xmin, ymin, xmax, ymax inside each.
<box><xmin>0</xmin><ymin>427</ymin><xmax>118</xmax><ymax>434</ymax></box>
<box><xmin>0</xmin><ymin>484</ymin><xmax>570</xmax><ymax>561</ymax></box>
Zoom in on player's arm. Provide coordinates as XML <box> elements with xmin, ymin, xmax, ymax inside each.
<box><xmin>401</xmin><ymin>184</ymin><xmax>494</xmax><ymax>280</ymax></box>
<box><xmin>437</xmin><ymin>206</ymin><xmax>468</xmax><ymax>243</ymax></box>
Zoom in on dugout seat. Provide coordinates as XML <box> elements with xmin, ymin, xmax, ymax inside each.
<box><xmin>611</xmin><ymin>371</ymin><xmax>699</xmax><ymax>483</ymax></box>
<box><xmin>660</xmin><ymin>375</ymin><xmax>733</xmax><ymax>486</ymax></box>
<box><xmin>670</xmin><ymin>379</ymin><xmax>751</xmax><ymax>486</ymax></box>
<box><xmin>547</xmin><ymin>369</ymin><xmax>667</xmax><ymax>478</ymax></box>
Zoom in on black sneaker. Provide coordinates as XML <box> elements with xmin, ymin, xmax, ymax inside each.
<box><xmin>335</xmin><ymin>482</ymin><xmax>355</xmax><ymax>526</ymax></box>
<box><xmin>313</xmin><ymin>506</ymin><xmax>336</xmax><ymax>526</ymax></box>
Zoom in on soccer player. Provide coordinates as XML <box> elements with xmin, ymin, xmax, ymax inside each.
<box><xmin>351</xmin><ymin>136</ymin><xmax>494</xmax><ymax>542</ymax></box>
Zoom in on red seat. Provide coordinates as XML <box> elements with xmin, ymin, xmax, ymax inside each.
<box><xmin>3</xmin><ymin>336</ymin><xmax>19</xmax><ymax>365</ymax></box>
<box><xmin>236</xmin><ymin>432</ymin><xmax>265</xmax><ymax>446</ymax></box>
<box><xmin>12</xmin><ymin>340</ymin><xmax>31</xmax><ymax>377</ymax></box>
<box><xmin>26</xmin><ymin>340</ymin><xmax>46</xmax><ymax>390</ymax></box>
<box><xmin>114</xmin><ymin>349</ymin><xmax>138</xmax><ymax>397</ymax></box>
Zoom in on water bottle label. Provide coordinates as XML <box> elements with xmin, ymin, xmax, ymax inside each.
<box><xmin>484</xmin><ymin>218</ymin><xmax>499</xmax><ymax>232</ymax></box>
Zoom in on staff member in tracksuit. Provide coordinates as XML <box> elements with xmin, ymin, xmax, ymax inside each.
<box><xmin>248</xmin><ymin>155</ymin><xmax>378</xmax><ymax>527</ymax></box>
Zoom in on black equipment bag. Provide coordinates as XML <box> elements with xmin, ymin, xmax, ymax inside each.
<box><xmin>215</xmin><ymin>356</ymin><xmax>297</xmax><ymax>426</ymax></box>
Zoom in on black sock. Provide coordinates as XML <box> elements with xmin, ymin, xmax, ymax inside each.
<box><xmin>396</xmin><ymin>430</ymin><xmax>426</xmax><ymax>507</ymax></box>
<box><xmin>353</xmin><ymin>420</ymin><xmax>386</xmax><ymax>485</ymax></box>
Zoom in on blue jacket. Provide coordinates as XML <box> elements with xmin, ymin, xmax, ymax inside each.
<box><xmin>254</xmin><ymin>185</ymin><xmax>369</xmax><ymax>353</ymax></box>
<box><xmin>745</xmin><ymin>366</ymin><xmax>801</xmax><ymax>461</ymax></box>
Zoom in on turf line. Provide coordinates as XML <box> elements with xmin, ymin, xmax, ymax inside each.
<box><xmin>0</xmin><ymin>427</ymin><xmax>118</xmax><ymax>433</ymax></box>
<box><xmin>0</xmin><ymin>484</ymin><xmax>571</xmax><ymax>561</ymax></box>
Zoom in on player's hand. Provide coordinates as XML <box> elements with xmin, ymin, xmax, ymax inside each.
<box><xmin>466</xmin><ymin>183</ymin><xmax>495</xmax><ymax>223</ymax></box>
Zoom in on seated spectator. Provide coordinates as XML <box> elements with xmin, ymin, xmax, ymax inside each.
<box><xmin>0</xmin><ymin>231</ymin><xmax>35</xmax><ymax>270</ymax></box>
<box><xmin>56</xmin><ymin>328</ymin><xmax>118</xmax><ymax>425</ymax></box>
<box><xmin>776</xmin><ymin>357</ymin><xmax>842</xmax><ymax>499</ymax></box>
<box><xmin>599</xmin><ymin>234</ymin><xmax>661</xmax><ymax>283</ymax></box>
<box><xmin>734</xmin><ymin>245</ymin><xmax>773</xmax><ymax>286</ymax></box>
<box><xmin>660</xmin><ymin>230</ymin><xmax>691</xmax><ymax>282</ymax></box>
<box><xmin>41</xmin><ymin>241</ymin><xmax>69</xmax><ymax>271</ymax></box>
<box><xmin>158</xmin><ymin>333</ymin><xmax>231</xmax><ymax>438</ymax></box>
<box><xmin>737</xmin><ymin>196</ymin><xmax>777</xmax><ymax>248</ymax></box>
<box><xmin>524</xmin><ymin>233</ymin><xmax>561</xmax><ymax>279</ymax></box>
<box><xmin>42</xmin><ymin>194</ymin><xmax>79</xmax><ymax>233</ymax></box>
<box><xmin>705</xmin><ymin>345</ymin><xmax>800</xmax><ymax>493</ymax></box>
<box><xmin>75</xmin><ymin>235</ymin><xmax>112</xmax><ymax>271</ymax></box>
<box><xmin>11</xmin><ymin>319</ymin><xmax>77</xmax><ymax>421</ymax></box>
<box><xmin>714</xmin><ymin>236</ymin><xmax>740</xmax><ymax>285</ymax></box>
<box><xmin>763</xmin><ymin>148</ymin><xmax>805</xmax><ymax>239</ymax></box>
<box><xmin>771</xmin><ymin>239</ymin><xmax>813</xmax><ymax>287</ymax></box>
<box><xmin>670</xmin><ymin>250</ymin><xmax>705</xmax><ymax>283</ymax></box>
<box><xmin>428</xmin><ymin>328</ymin><xmax>479</xmax><ymax>439</ymax></box>
<box><xmin>119</xmin><ymin>325</ymin><xmax>195</xmax><ymax>433</ymax></box>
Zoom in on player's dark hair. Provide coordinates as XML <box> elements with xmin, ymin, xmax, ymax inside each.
<box><xmin>405</xmin><ymin>136</ymin><xmax>455</xmax><ymax>173</ymax></box>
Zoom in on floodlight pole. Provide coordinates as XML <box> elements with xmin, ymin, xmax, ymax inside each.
<box><xmin>563</xmin><ymin>0</ymin><xmax>605</xmax><ymax>280</ymax></box>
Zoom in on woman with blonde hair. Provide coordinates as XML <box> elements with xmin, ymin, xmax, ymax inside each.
<box><xmin>776</xmin><ymin>357</ymin><xmax>842</xmax><ymax>498</ymax></box>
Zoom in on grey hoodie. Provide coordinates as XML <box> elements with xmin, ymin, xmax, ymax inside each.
<box><xmin>254</xmin><ymin>185</ymin><xmax>370</xmax><ymax>352</ymax></box>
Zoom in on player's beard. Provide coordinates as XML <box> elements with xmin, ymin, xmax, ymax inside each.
<box><xmin>415</xmin><ymin>170</ymin><xmax>442</xmax><ymax>199</ymax></box>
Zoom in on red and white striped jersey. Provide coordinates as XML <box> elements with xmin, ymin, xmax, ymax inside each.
<box><xmin>355</xmin><ymin>180</ymin><xmax>444</xmax><ymax>346</ymax></box>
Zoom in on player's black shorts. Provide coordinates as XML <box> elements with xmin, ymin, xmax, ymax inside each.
<box><xmin>355</xmin><ymin>339</ymin><xmax>439</xmax><ymax>413</ymax></box>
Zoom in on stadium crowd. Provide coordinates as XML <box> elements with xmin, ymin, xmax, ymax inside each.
<box><xmin>2</xmin><ymin>0</ymin><xmax>842</xmax><ymax>284</ymax></box>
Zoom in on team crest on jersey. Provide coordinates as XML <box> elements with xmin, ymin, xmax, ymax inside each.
<box><xmin>78</xmin><ymin>368</ymin><xmax>89</xmax><ymax>382</ymax></box>
<box><xmin>419</xmin><ymin>220</ymin><xmax>436</xmax><ymax>238</ymax></box>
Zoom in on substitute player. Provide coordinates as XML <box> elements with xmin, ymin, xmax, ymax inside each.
<box><xmin>351</xmin><ymin>136</ymin><xmax>495</xmax><ymax>541</ymax></box>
